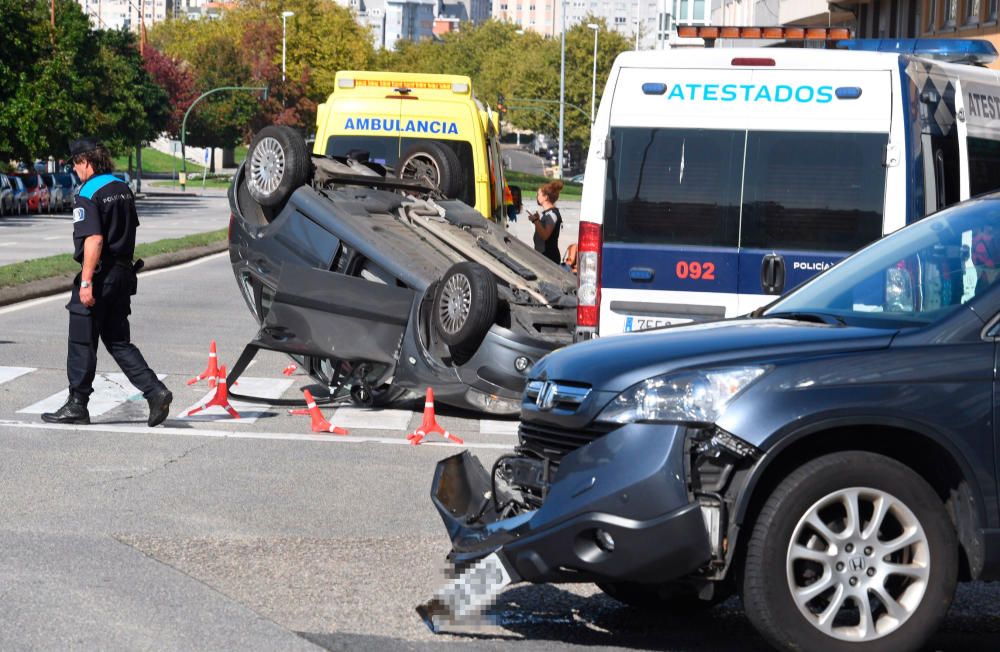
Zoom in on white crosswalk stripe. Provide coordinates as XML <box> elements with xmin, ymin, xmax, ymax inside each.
<box><xmin>178</xmin><ymin>377</ymin><xmax>294</xmax><ymax>424</ymax></box>
<box><xmin>329</xmin><ymin>406</ymin><xmax>413</xmax><ymax>430</ymax></box>
<box><xmin>18</xmin><ymin>373</ymin><xmax>167</xmax><ymax>417</ymax></box>
<box><xmin>0</xmin><ymin>367</ymin><xmax>35</xmax><ymax>385</ymax></box>
<box><xmin>479</xmin><ymin>419</ymin><xmax>520</xmax><ymax>436</ymax></box>
<box><xmin>1</xmin><ymin>366</ymin><xmax>522</xmax><ymax>437</ymax></box>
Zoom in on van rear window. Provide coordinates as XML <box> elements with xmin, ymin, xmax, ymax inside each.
<box><xmin>604</xmin><ymin>127</ymin><xmax>743</xmax><ymax>247</ymax></box>
<box><xmin>740</xmin><ymin>131</ymin><xmax>886</xmax><ymax>252</ymax></box>
<box><xmin>604</xmin><ymin>127</ymin><xmax>886</xmax><ymax>253</ymax></box>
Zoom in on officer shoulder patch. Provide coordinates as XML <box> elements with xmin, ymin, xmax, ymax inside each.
<box><xmin>72</xmin><ymin>208</ymin><xmax>85</xmax><ymax>223</ymax></box>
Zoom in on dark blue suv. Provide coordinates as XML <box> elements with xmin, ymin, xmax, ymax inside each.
<box><xmin>426</xmin><ymin>194</ymin><xmax>1000</xmax><ymax>651</ymax></box>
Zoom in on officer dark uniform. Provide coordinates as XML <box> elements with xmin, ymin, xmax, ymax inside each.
<box><xmin>42</xmin><ymin>137</ymin><xmax>172</xmax><ymax>426</ymax></box>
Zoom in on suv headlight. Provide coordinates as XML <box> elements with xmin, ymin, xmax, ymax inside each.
<box><xmin>596</xmin><ymin>366</ymin><xmax>768</xmax><ymax>425</ymax></box>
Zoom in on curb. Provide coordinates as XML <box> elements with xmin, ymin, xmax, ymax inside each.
<box><xmin>0</xmin><ymin>241</ymin><xmax>229</xmax><ymax>308</ymax></box>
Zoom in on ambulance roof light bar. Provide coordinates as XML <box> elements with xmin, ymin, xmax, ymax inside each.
<box><xmin>676</xmin><ymin>25</ymin><xmax>852</xmax><ymax>45</ymax></box>
<box><xmin>336</xmin><ymin>77</ymin><xmax>471</xmax><ymax>93</ymax></box>
<box><xmin>836</xmin><ymin>39</ymin><xmax>998</xmax><ymax>65</ymax></box>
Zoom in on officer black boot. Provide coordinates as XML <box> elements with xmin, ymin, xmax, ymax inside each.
<box><xmin>41</xmin><ymin>394</ymin><xmax>90</xmax><ymax>425</ymax></box>
<box><xmin>146</xmin><ymin>386</ymin><xmax>172</xmax><ymax>427</ymax></box>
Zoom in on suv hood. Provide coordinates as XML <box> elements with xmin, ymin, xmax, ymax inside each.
<box><xmin>533</xmin><ymin>318</ymin><xmax>896</xmax><ymax>392</ymax></box>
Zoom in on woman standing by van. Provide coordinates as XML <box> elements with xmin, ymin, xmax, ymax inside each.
<box><xmin>528</xmin><ymin>180</ymin><xmax>563</xmax><ymax>264</ymax></box>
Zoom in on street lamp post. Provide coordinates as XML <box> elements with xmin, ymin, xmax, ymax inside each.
<box><xmin>281</xmin><ymin>11</ymin><xmax>294</xmax><ymax>83</ymax></box>
<box><xmin>557</xmin><ymin>0</ymin><xmax>566</xmax><ymax>179</ymax></box>
<box><xmin>587</xmin><ymin>23</ymin><xmax>599</xmax><ymax>123</ymax></box>
<box><xmin>180</xmin><ymin>85</ymin><xmax>269</xmax><ymax>191</ymax></box>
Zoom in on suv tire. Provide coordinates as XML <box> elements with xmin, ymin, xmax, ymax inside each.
<box><xmin>398</xmin><ymin>141</ymin><xmax>462</xmax><ymax>197</ymax></box>
<box><xmin>741</xmin><ymin>451</ymin><xmax>957</xmax><ymax>652</ymax></box>
<box><xmin>246</xmin><ymin>126</ymin><xmax>311</xmax><ymax>208</ymax></box>
<box><xmin>432</xmin><ymin>262</ymin><xmax>497</xmax><ymax>363</ymax></box>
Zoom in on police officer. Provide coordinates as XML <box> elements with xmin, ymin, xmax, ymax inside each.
<box><xmin>42</xmin><ymin>137</ymin><xmax>172</xmax><ymax>426</ymax></box>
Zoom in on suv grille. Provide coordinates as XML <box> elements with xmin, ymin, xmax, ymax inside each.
<box><xmin>518</xmin><ymin>421</ymin><xmax>615</xmax><ymax>464</ymax></box>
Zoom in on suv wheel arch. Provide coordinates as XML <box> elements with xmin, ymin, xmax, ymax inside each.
<box><xmin>729</xmin><ymin>421</ymin><xmax>986</xmax><ymax>583</ymax></box>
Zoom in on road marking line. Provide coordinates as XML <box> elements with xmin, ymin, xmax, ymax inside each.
<box><xmin>479</xmin><ymin>419</ymin><xmax>520</xmax><ymax>436</ymax></box>
<box><xmin>179</xmin><ymin>376</ymin><xmax>294</xmax><ymax>423</ymax></box>
<box><xmin>43</xmin><ymin>236</ymin><xmax>63</xmax><ymax>240</ymax></box>
<box><xmin>331</xmin><ymin>406</ymin><xmax>413</xmax><ymax>430</ymax></box>
<box><xmin>0</xmin><ymin>366</ymin><xmax>35</xmax><ymax>385</ymax></box>
<box><xmin>0</xmin><ymin>419</ymin><xmax>512</xmax><ymax>449</ymax></box>
<box><xmin>0</xmin><ymin>252</ymin><xmax>229</xmax><ymax>315</ymax></box>
<box><xmin>0</xmin><ymin>242</ymin><xmax>16</xmax><ymax>247</ymax></box>
<box><xmin>18</xmin><ymin>373</ymin><xmax>167</xmax><ymax>416</ymax></box>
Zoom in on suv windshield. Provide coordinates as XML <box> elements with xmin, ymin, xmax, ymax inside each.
<box><xmin>763</xmin><ymin>197</ymin><xmax>1000</xmax><ymax>328</ymax></box>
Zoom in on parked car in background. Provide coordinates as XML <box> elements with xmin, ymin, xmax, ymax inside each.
<box><xmin>111</xmin><ymin>171</ymin><xmax>137</xmax><ymax>193</ymax></box>
<box><xmin>53</xmin><ymin>173</ymin><xmax>78</xmax><ymax>208</ymax></box>
<box><xmin>12</xmin><ymin>172</ymin><xmax>50</xmax><ymax>213</ymax></box>
<box><xmin>7</xmin><ymin>175</ymin><xmax>29</xmax><ymax>215</ymax></box>
<box><xmin>42</xmin><ymin>174</ymin><xmax>68</xmax><ymax>212</ymax></box>
<box><xmin>0</xmin><ymin>174</ymin><xmax>13</xmax><ymax>216</ymax></box>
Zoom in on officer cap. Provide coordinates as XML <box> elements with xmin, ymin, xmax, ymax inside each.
<box><xmin>69</xmin><ymin>137</ymin><xmax>103</xmax><ymax>158</ymax></box>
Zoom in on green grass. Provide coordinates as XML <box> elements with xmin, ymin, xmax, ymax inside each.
<box><xmin>150</xmin><ymin>177</ymin><xmax>233</xmax><ymax>190</ymax></box>
<box><xmin>0</xmin><ymin>229</ymin><xmax>227</xmax><ymax>289</ymax></box>
<box><xmin>113</xmin><ymin>148</ymin><xmax>207</xmax><ymax>175</ymax></box>
<box><xmin>505</xmin><ymin>170</ymin><xmax>583</xmax><ymax>200</ymax></box>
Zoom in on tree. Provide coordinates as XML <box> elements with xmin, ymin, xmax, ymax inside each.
<box><xmin>0</xmin><ymin>0</ymin><xmax>169</xmax><ymax>163</ymax></box>
<box><xmin>143</xmin><ymin>45</ymin><xmax>197</xmax><ymax>137</ymax></box>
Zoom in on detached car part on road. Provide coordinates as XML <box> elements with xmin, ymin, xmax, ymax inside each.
<box><xmin>425</xmin><ymin>194</ymin><xmax>1000</xmax><ymax>651</ymax></box>
<box><xmin>228</xmin><ymin>126</ymin><xmax>576</xmax><ymax>414</ymax></box>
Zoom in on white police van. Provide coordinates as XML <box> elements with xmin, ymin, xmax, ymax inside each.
<box><xmin>576</xmin><ymin>33</ymin><xmax>1000</xmax><ymax>338</ymax></box>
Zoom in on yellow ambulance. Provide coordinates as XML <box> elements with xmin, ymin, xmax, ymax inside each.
<box><xmin>314</xmin><ymin>71</ymin><xmax>507</xmax><ymax>223</ymax></box>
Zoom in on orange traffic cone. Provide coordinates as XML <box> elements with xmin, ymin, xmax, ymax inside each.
<box><xmin>407</xmin><ymin>388</ymin><xmax>463</xmax><ymax>446</ymax></box>
<box><xmin>299</xmin><ymin>389</ymin><xmax>348</xmax><ymax>435</ymax></box>
<box><xmin>282</xmin><ymin>363</ymin><xmax>298</xmax><ymax>376</ymax></box>
<box><xmin>187</xmin><ymin>340</ymin><xmax>220</xmax><ymax>388</ymax></box>
<box><xmin>184</xmin><ymin>366</ymin><xmax>240</xmax><ymax>419</ymax></box>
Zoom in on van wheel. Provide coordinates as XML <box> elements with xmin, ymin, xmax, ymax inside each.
<box><xmin>432</xmin><ymin>262</ymin><xmax>497</xmax><ymax>362</ymax></box>
<box><xmin>398</xmin><ymin>141</ymin><xmax>462</xmax><ymax>197</ymax></box>
<box><xmin>741</xmin><ymin>452</ymin><xmax>957</xmax><ymax>652</ymax></box>
<box><xmin>246</xmin><ymin>126</ymin><xmax>311</xmax><ymax>208</ymax></box>
<box><xmin>598</xmin><ymin>581</ymin><xmax>730</xmax><ymax>612</ymax></box>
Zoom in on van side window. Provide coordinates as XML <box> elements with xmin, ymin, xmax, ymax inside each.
<box><xmin>604</xmin><ymin>127</ymin><xmax>743</xmax><ymax>247</ymax></box>
<box><xmin>740</xmin><ymin>131</ymin><xmax>887</xmax><ymax>252</ymax></box>
<box><xmin>968</xmin><ymin>136</ymin><xmax>1000</xmax><ymax>196</ymax></box>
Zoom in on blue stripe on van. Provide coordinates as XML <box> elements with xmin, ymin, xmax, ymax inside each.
<box><xmin>601</xmin><ymin>243</ymin><xmax>848</xmax><ymax>295</ymax></box>
<box><xmin>737</xmin><ymin>249</ymin><xmax>848</xmax><ymax>295</ymax></box>
<box><xmin>601</xmin><ymin>243</ymin><xmax>739</xmax><ymax>293</ymax></box>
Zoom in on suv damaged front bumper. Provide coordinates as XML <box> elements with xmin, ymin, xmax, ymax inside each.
<box><xmin>428</xmin><ymin>424</ymin><xmax>713</xmax><ymax>585</ymax></box>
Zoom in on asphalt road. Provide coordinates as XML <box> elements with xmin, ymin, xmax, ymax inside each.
<box><xmin>2</xmin><ymin>253</ymin><xmax>1000</xmax><ymax>651</ymax></box>
<box><xmin>0</xmin><ymin>189</ymin><xmax>230</xmax><ymax>266</ymax></box>
<box><xmin>503</xmin><ymin>146</ymin><xmax>549</xmax><ymax>177</ymax></box>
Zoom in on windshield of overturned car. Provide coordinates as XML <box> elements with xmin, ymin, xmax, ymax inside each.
<box><xmin>763</xmin><ymin>199</ymin><xmax>999</xmax><ymax>328</ymax></box>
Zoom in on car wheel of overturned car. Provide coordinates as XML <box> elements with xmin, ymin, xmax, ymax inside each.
<box><xmin>398</xmin><ymin>141</ymin><xmax>462</xmax><ymax>197</ymax></box>
<box><xmin>598</xmin><ymin>581</ymin><xmax>730</xmax><ymax>612</ymax></box>
<box><xmin>741</xmin><ymin>451</ymin><xmax>957</xmax><ymax>652</ymax></box>
<box><xmin>433</xmin><ymin>262</ymin><xmax>497</xmax><ymax>363</ymax></box>
<box><xmin>246</xmin><ymin>125</ymin><xmax>311</xmax><ymax>208</ymax></box>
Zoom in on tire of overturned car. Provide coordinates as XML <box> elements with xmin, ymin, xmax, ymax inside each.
<box><xmin>432</xmin><ymin>262</ymin><xmax>497</xmax><ymax>363</ymax></box>
<box><xmin>246</xmin><ymin>125</ymin><xmax>311</xmax><ymax>208</ymax></box>
<box><xmin>398</xmin><ymin>141</ymin><xmax>462</xmax><ymax>198</ymax></box>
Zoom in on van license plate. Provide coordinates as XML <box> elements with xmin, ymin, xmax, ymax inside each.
<box><xmin>624</xmin><ymin>316</ymin><xmax>689</xmax><ymax>332</ymax></box>
<box><xmin>416</xmin><ymin>551</ymin><xmax>514</xmax><ymax>632</ymax></box>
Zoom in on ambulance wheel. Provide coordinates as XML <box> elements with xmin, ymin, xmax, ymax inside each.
<box><xmin>398</xmin><ymin>141</ymin><xmax>462</xmax><ymax>197</ymax></box>
<box><xmin>246</xmin><ymin>126</ymin><xmax>311</xmax><ymax>208</ymax></box>
<box><xmin>433</xmin><ymin>262</ymin><xmax>497</xmax><ymax>361</ymax></box>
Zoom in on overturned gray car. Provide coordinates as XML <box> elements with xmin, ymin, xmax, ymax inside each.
<box><xmin>227</xmin><ymin>126</ymin><xmax>577</xmax><ymax>414</ymax></box>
